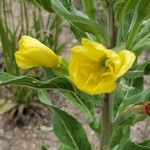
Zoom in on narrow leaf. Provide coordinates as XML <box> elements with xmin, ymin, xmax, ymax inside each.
<box><xmin>52</xmin><ymin>106</ymin><xmax>91</xmax><ymax>150</ymax></box>
<box><xmin>38</xmin><ymin>89</ymin><xmax>52</xmax><ymax>105</ymax></box>
<box><xmin>0</xmin><ymin>72</ymin><xmax>73</xmax><ymax>91</ymax></box>
<box><xmin>82</xmin><ymin>0</ymin><xmax>96</xmax><ymax>21</ymax></box>
<box><xmin>0</xmin><ymin>101</ymin><xmax>17</xmax><ymax>114</ymax></box>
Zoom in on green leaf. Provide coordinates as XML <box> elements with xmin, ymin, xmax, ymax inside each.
<box><xmin>117</xmin><ymin>126</ymin><xmax>131</xmax><ymax>150</ymax></box>
<box><xmin>111</xmin><ymin>126</ymin><xmax>124</xmax><ymax>148</ymax></box>
<box><xmin>59</xmin><ymin>89</ymin><xmax>102</xmax><ymax>131</ymax></box>
<box><xmin>0</xmin><ymin>72</ymin><xmax>73</xmax><ymax>91</ymax></box>
<box><xmin>124</xmin><ymin>70</ymin><xmax>144</xmax><ymax>78</ymax></box>
<box><xmin>32</xmin><ymin>0</ymin><xmax>107</xmax><ymax>43</ymax></box>
<box><xmin>137</xmin><ymin>0</ymin><xmax>150</xmax><ymax>20</ymax></box>
<box><xmin>127</xmin><ymin>77</ymin><xmax>144</xmax><ymax>96</ymax></box>
<box><xmin>52</xmin><ymin>58</ymin><xmax>69</xmax><ymax>76</ymax></box>
<box><xmin>124</xmin><ymin>60</ymin><xmax>150</xmax><ymax>77</ymax></box>
<box><xmin>114</xmin><ymin>77</ymin><xmax>144</xmax><ymax>118</ymax></box>
<box><xmin>0</xmin><ymin>101</ymin><xmax>17</xmax><ymax>114</ymax></box>
<box><xmin>113</xmin><ymin>85</ymin><xmax>125</xmax><ymax>117</ymax></box>
<box><xmin>70</xmin><ymin>24</ymin><xmax>88</xmax><ymax>41</ymax></box>
<box><xmin>77</xmin><ymin>90</ymin><xmax>103</xmax><ymax>107</ymax></box>
<box><xmin>82</xmin><ymin>0</ymin><xmax>96</xmax><ymax>21</ymax></box>
<box><xmin>114</xmin><ymin>112</ymin><xmax>146</xmax><ymax>128</ymax></box>
<box><xmin>144</xmin><ymin>63</ymin><xmax>150</xmax><ymax>75</ymax></box>
<box><xmin>52</xmin><ymin>106</ymin><xmax>91</xmax><ymax>150</ymax></box>
<box><xmin>0</xmin><ymin>16</ymin><xmax>18</xmax><ymax>74</ymax></box>
<box><xmin>60</xmin><ymin>0</ymin><xmax>72</xmax><ymax>11</ymax></box>
<box><xmin>111</xmin><ymin>126</ymin><xmax>131</xmax><ymax>150</ymax></box>
<box><xmin>40</xmin><ymin>145</ymin><xmax>48</xmax><ymax>150</ymax></box>
<box><xmin>122</xmin><ymin>141</ymin><xmax>150</xmax><ymax>150</ymax></box>
<box><xmin>113</xmin><ymin>126</ymin><xmax>150</xmax><ymax>150</ymax></box>
<box><xmin>138</xmin><ymin>60</ymin><xmax>150</xmax><ymax>75</ymax></box>
<box><xmin>137</xmin><ymin>19</ymin><xmax>150</xmax><ymax>40</ymax></box>
<box><xmin>0</xmin><ymin>73</ymin><xmax>99</xmax><ymax>130</ymax></box>
<box><xmin>131</xmin><ymin>60</ymin><xmax>150</xmax><ymax>75</ymax></box>
<box><xmin>132</xmin><ymin>33</ymin><xmax>150</xmax><ymax>55</ymax></box>
<box><xmin>117</xmin><ymin>11</ymin><xmax>134</xmax><ymax>44</ymax></box>
<box><xmin>50</xmin><ymin>0</ymin><xmax>107</xmax><ymax>43</ymax></box>
<box><xmin>114</xmin><ymin>0</ymin><xmax>139</xmax><ymax>24</ymax></box>
<box><xmin>119</xmin><ymin>89</ymin><xmax>150</xmax><ymax>112</ymax></box>
<box><xmin>140</xmin><ymin>140</ymin><xmax>150</xmax><ymax>147</ymax></box>
<box><xmin>60</xmin><ymin>145</ymin><xmax>75</xmax><ymax>150</ymax></box>
<box><xmin>38</xmin><ymin>89</ymin><xmax>52</xmax><ymax>106</ymax></box>
<box><xmin>126</xmin><ymin>0</ymin><xmax>150</xmax><ymax>48</ymax></box>
<box><xmin>26</xmin><ymin>0</ymin><xmax>53</xmax><ymax>12</ymax></box>
<box><xmin>59</xmin><ymin>90</ymin><xmax>94</xmax><ymax>121</ymax></box>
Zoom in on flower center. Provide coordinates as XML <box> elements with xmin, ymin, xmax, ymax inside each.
<box><xmin>98</xmin><ymin>54</ymin><xmax>114</xmax><ymax>77</ymax></box>
<box><xmin>99</xmin><ymin>54</ymin><xmax>108</xmax><ymax>67</ymax></box>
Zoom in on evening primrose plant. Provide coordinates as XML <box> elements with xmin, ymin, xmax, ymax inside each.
<box><xmin>0</xmin><ymin>0</ymin><xmax>150</xmax><ymax>150</ymax></box>
<box><xmin>0</xmin><ymin>0</ymin><xmax>64</xmax><ymax>126</ymax></box>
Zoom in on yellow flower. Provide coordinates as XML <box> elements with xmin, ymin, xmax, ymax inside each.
<box><xmin>15</xmin><ymin>36</ymin><xmax>61</xmax><ymax>69</ymax></box>
<box><xmin>69</xmin><ymin>38</ymin><xmax>136</xmax><ymax>95</ymax></box>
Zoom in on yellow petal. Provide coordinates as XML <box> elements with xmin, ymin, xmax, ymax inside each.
<box><xmin>15</xmin><ymin>36</ymin><xmax>60</xmax><ymax>69</ymax></box>
<box><xmin>19</xmin><ymin>35</ymin><xmax>50</xmax><ymax>51</ymax></box>
<box><xmin>81</xmin><ymin>38</ymin><xmax>107</xmax><ymax>60</ymax></box>
<box><xmin>117</xmin><ymin>50</ymin><xmax>136</xmax><ymax>77</ymax></box>
<box><xmin>82</xmin><ymin>38</ymin><xmax>106</xmax><ymax>51</ymax></box>
<box><xmin>69</xmin><ymin>46</ymin><xmax>116</xmax><ymax>95</ymax></box>
<box><xmin>105</xmin><ymin>50</ymin><xmax>121</xmax><ymax>77</ymax></box>
<box><xmin>92</xmin><ymin>79</ymin><xmax>116</xmax><ymax>95</ymax></box>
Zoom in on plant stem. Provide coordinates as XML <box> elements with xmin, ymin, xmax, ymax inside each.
<box><xmin>108</xmin><ymin>0</ymin><xmax>117</xmax><ymax>48</ymax></box>
<box><xmin>101</xmin><ymin>94</ymin><xmax>112</xmax><ymax>150</ymax></box>
<box><xmin>100</xmin><ymin>1</ymin><xmax>117</xmax><ymax>149</ymax></box>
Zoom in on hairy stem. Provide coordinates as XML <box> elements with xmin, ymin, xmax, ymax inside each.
<box><xmin>108</xmin><ymin>0</ymin><xmax>117</xmax><ymax>48</ymax></box>
<box><xmin>100</xmin><ymin>0</ymin><xmax>116</xmax><ymax>149</ymax></box>
<box><xmin>101</xmin><ymin>94</ymin><xmax>112</xmax><ymax>150</ymax></box>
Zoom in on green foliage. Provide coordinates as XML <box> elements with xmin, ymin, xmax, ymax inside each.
<box><xmin>59</xmin><ymin>90</ymin><xmax>95</xmax><ymax>122</ymax></box>
<box><xmin>114</xmin><ymin>0</ymin><xmax>150</xmax><ymax>53</ymax></box>
<box><xmin>122</xmin><ymin>141</ymin><xmax>150</xmax><ymax>150</ymax></box>
<box><xmin>114</xmin><ymin>0</ymin><xmax>139</xmax><ymax>24</ymax></box>
<box><xmin>26</xmin><ymin>0</ymin><xmax>53</xmax><ymax>12</ymax></box>
<box><xmin>111</xmin><ymin>126</ymin><xmax>131</xmax><ymax>150</ymax></box>
<box><xmin>26</xmin><ymin>0</ymin><xmax>107</xmax><ymax>43</ymax></box>
<box><xmin>38</xmin><ymin>89</ymin><xmax>52</xmax><ymax>106</ymax></box>
<box><xmin>52</xmin><ymin>106</ymin><xmax>91</xmax><ymax>150</ymax></box>
<box><xmin>82</xmin><ymin>0</ymin><xmax>96</xmax><ymax>21</ymax></box>
<box><xmin>0</xmin><ymin>0</ymin><xmax>64</xmax><ymax>116</ymax></box>
<box><xmin>0</xmin><ymin>101</ymin><xmax>17</xmax><ymax>114</ymax></box>
<box><xmin>40</xmin><ymin>145</ymin><xmax>48</xmax><ymax>150</ymax></box>
<box><xmin>0</xmin><ymin>72</ymin><xmax>73</xmax><ymax>91</ymax></box>
<box><xmin>0</xmin><ymin>16</ymin><xmax>18</xmax><ymax>74</ymax></box>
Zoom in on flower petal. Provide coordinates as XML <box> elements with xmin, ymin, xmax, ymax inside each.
<box><xmin>105</xmin><ymin>50</ymin><xmax>121</xmax><ymax>77</ymax></box>
<box><xmin>81</xmin><ymin>38</ymin><xmax>107</xmax><ymax>60</ymax></box>
<box><xmin>15</xmin><ymin>36</ymin><xmax>60</xmax><ymax>69</ymax></box>
<box><xmin>19</xmin><ymin>35</ymin><xmax>50</xmax><ymax>51</ymax></box>
<box><xmin>92</xmin><ymin>80</ymin><xmax>116</xmax><ymax>95</ymax></box>
<box><xmin>69</xmin><ymin>46</ymin><xmax>116</xmax><ymax>95</ymax></box>
<box><xmin>117</xmin><ymin>50</ymin><xmax>136</xmax><ymax>77</ymax></box>
<box><xmin>15</xmin><ymin>49</ymin><xmax>60</xmax><ymax>69</ymax></box>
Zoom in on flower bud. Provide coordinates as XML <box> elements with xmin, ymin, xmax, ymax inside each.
<box><xmin>15</xmin><ymin>36</ymin><xmax>61</xmax><ymax>69</ymax></box>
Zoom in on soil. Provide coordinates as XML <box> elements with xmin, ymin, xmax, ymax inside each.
<box><xmin>0</xmin><ymin>92</ymin><xmax>99</xmax><ymax>150</ymax></box>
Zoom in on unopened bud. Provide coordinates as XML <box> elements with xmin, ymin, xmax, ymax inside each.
<box><xmin>145</xmin><ymin>103</ymin><xmax>150</xmax><ymax>116</ymax></box>
<box><xmin>133</xmin><ymin>102</ymin><xmax>150</xmax><ymax>116</ymax></box>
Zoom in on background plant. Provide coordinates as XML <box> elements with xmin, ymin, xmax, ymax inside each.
<box><xmin>0</xmin><ymin>0</ymin><xmax>64</xmax><ymax>124</ymax></box>
<box><xmin>0</xmin><ymin>0</ymin><xmax>150</xmax><ymax>150</ymax></box>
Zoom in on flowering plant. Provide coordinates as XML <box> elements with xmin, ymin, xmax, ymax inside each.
<box><xmin>0</xmin><ymin>0</ymin><xmax>150</xmax><ymax>149</ymax></box>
